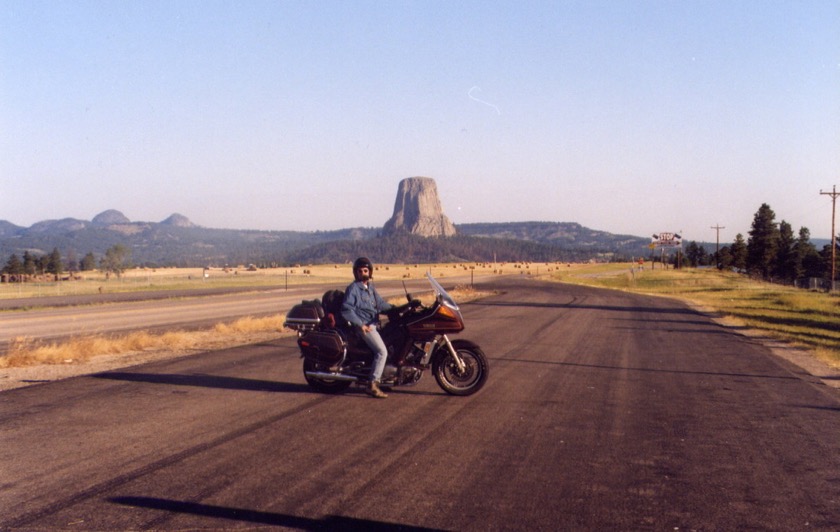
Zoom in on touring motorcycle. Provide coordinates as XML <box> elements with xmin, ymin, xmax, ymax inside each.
<box><xmin>284</xmin><ymin>273</ymin><xmax>488</xmax><ymax>396</ymax></box>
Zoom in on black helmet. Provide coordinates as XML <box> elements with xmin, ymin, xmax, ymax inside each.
<box><xmin>353</xmin><ymin>257</ymin><xmax>373</xmax><ymax>282</ymax></box>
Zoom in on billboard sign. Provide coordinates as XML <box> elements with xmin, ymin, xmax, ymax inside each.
<box><xmin>651</xmin><ymin>232</ymin><xmax>682</xmax><ymax>248</ymax></box>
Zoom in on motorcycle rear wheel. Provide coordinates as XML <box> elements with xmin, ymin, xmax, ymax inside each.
<box><xmin>432</xmin><ymin>340</ymin><xmax>489</xmax><ymax>396</ymax></box>
<box><xmin>302</xmin><ymin>358</ymin><xmax>352</xmax><ymax>394</ymax></box>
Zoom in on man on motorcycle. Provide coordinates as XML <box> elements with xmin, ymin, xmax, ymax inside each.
<box><xmin>341</xmin><ymin>257</ymin><xmax>394</xmax><ymax>398</ymax></box>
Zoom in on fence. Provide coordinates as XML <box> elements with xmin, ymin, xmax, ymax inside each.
<box><xmin>794</xmin><ymin>277</ymin><xmax>838</xmax><ymax>292</ymax></box>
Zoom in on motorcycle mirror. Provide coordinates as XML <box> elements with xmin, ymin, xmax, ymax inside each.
<box><xmin>401</xmin><ymin>280</ymin><xmax>412</xmax><ymax>302</ymax></box>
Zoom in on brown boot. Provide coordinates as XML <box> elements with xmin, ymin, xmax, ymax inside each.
<box><xmin>365</xmin><ymin>380</ymin><xmax>388</xmax><ymax>399</ymax></box>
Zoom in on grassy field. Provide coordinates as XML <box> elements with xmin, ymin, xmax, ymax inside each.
<box><xmin>551</xmin><ymin>263</ymin><xmax>840</xmax><ymax>368</ymax></box>
<box><xmin>0</xmin><ymin>263</ymin><xmax>509</xmax><ymax>369</ymax></box>
<box><xmin>0</xmin><ymin>261</ymin><xmax>554</xmax><ymax>299</ymax></box>
<box><xmin>3</xmin><ymin>261</ymin><xmax>838</xmax><ymax>371</ymax></box>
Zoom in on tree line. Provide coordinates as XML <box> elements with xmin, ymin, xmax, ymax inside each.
<box><xmin>4</xmin><ymin>203</ymin><xmax>836</xmax><ymax>286</ymax></box>
<box><xmin>282</xmin><ymin>233</ymin><xmax>618</xmax><ymax>265</ymax></box>
<box><xmin>680</xmin><ymin>203</ymin><xmax>836</xmax><ymax>285</ymax></box>
<box><xmin>1</xmin><ymin>244</ymin><xmax>131</xmax><ymax>281</ymax></box>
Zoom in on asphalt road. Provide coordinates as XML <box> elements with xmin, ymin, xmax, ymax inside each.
<box><xmin>1</xmin><ymin>277</ymin><xmax>838</xmax><ymax>530</ymax></box>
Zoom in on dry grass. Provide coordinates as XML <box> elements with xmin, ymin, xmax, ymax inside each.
<box><xmin>0</xmin><ymin>279</ymin><xmax>496</xmax><ymax>370</ymax></box>
<box><xmin>0</xmin><ymin>261</ymin><xmax>562</xmax><ymax>300</ymax></box>
<box><xmin>0</xmin><ymin>314</ymin><xmax>293</xmax><ymax>369</ymax></box>
<box><xmin>0</xmin><ymin>266</ymin><xmax>348</xmax><ymax>299</ymax></box>
<box><xmin>386</xmin><ymin>284</ymin><xmax>492</xmax><ymax>307</ymax></box>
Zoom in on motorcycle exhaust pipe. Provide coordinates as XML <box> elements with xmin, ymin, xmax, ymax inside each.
<box><xmin>304</xmin><ymin>371</ymin><xmax>360</xmax><ymax>382</ymax></box>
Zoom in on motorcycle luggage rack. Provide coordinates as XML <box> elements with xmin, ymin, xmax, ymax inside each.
<box><xmin>284</xmin><ymin>300</ymin><xmax>324</xmax><ymax>332</ymax></box>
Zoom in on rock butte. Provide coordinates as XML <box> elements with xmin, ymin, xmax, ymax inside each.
<box><xmin>382</xmin><ymin>177</ymin><xmax>456</xmax><ymax>238</ymax></box>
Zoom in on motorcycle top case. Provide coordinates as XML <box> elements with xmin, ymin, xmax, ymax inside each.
<box><xmin>284</xmin><ymin>300</ymin><xmax>324</xmax><ymax>332</ymax></box>
<box><xmin>298</xmin><ymin>329</ymin><xmax>347</xmax><ymax>365</ymax></box>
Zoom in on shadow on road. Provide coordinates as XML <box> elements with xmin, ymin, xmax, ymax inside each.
<box><xmin>472</xmin><ymin>299</ymin><xmax>700</xmax><ymax>316</ymax></box>
<box><xmin>93</xmin><ymin>371</ymin><xmax>312</xmax><ymax>393</ymax></box>
<box><xmin>92</xmin><ymin>371</ymin><xmax>448</xmax><ymax>397</ymax></box>
<box><xmin>109</xmin><ymin>496</ymin><xmax>447</xmax><ymax>531</ymax></box>
<box><xmin>489</xmin><ymin>357</ymin><xmax>801</xmax><ymax>381</ymax></box>
<box><xmin>791</xmin><ymin>403</ymin><xmax>840</xmax><ymax>412</ymax></box>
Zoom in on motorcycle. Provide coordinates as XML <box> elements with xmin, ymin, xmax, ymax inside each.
<box><xmin>284</xmin><ymin>272</ymin><xmax>489</xmax><ymax>396</ymax></box>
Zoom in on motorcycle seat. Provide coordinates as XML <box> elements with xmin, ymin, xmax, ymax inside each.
<box><xmin>320</xmin><ymin>289</ymin><xmax>355</xmax><ymax>333</ymax></box>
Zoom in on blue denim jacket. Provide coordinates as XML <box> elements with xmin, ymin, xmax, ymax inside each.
<box><xmin>341</xmin><ymin>281</ymin><xmax>393</xmax><ymax>328</ymax></box>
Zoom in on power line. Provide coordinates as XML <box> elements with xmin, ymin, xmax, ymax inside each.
<box><xmin>711</xmin><ymin>224</ymin><xmax>725</xmax><ymax>269</ymax></box>
<box><xmin>820</xmin><ymin>185</ymin><xmax>839</xmax><ymax>288</ymax></box>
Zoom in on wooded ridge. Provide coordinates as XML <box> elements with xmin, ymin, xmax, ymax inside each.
<box><xmin>0</xmin><ymin>210</ymin><xmax>657</xmax><ymax>267</ymax></box>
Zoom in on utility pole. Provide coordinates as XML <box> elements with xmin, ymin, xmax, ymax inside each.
<box><xmin>711</xmin><ymin>224</ymin><xmax>725</xmax><ymax>269</ymax></box>
<box><xmin>821</xmin><ymin>185</ymin><xmax>839</xmax><ymax>290</ymax></box>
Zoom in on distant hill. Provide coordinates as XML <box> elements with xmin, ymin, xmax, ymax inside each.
<box><xmin>457</xmin><ymin>222</ymin><xmax>645</xmax><ymax>249</ymax></box>
<box><xmin>285</xmin><ymin>222</ymin><xmax>651</xmax><ymax>264</ymax></box>
<box><xmin>0</xmin><ymin>220</ymin><xmax>25</xmax><ymax>237</ymax></box>
<box><xmin>92</xmin><ymin>209</ymin><xmax>131</xmax><ymax>225</ymax></box>
<box><xmin>0</xmin><ymin>210</ymin><xmax>655</xmax><ymax>267</ymax></box>
<box><xmin>284</xmin><ymin>233</ymin><xmax>631</xmax><ymax>265</ymax></box>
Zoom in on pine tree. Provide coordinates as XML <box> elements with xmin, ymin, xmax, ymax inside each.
<box><xmin>821</xmin><ymin>243</ymin><xmax>839</xmax><ymax>282</ymax></box>
<box><xmin>65</xmin><ymin>249</ymin><xmax>79</xmax><ymax>273</ymax></box>
<box><xmin>775</xmin><ymin>220</ymin><xmax>796</xmax><ymax>282</ymax></box>
<box><xmin>792</xmin><ymin>227</ymin><xmax>821</xmax><ymax>281</ymax></box>
<box><xmin>35</xmin><ymin>255</ymin><xmax>48</xmax><ymax>275</ymax></box>
<box><xmin>3</xmin><ymin>254</ymin><xmax>23</xmax><ymax>278</ymax></box>
<box><xmin>747</xmin><ymin>204</ymin><xmax>780</xmax><ymax>279</ymax></box>
<box><xmin>683</xmin><ymin>241</ymin><xmax>710</xmax><ymax>267</ymax></box>
<box><xmin>46</xmin><ymin>248</ymin><xmax>64</xmax><ymax>277</ymax></box>
<box><xmin>718</xmin><ymin>246</ymin><xmax>733</xmax><ymax>269</ymax></box>
<box><xmin>80</xmin><ymin>252</ymin><xmax>97</xmax><ymax>271</ymax></box>
<box><xmin>22</xmin><ymin>251</ymin><xmax>36</xmax><ymax>277</ymax></box>
<box><xmin>730</xmin><ymin>233</ymin><xmax>748</xmax><ymax>271</ymax></box>
<box><xmin>684</xmin><ymin>241</ymin><xmax>701</xmax><ymax>267</ymax></box>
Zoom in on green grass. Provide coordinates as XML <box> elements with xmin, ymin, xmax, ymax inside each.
<box><xmin>553</xmin><ymin>264</ymin><xmax>840</xmax><ymax>368</ymax></box>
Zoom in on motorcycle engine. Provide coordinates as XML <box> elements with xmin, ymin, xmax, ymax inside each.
<box><xmin>406</xmin><ymin>344</ymin><xmax>426</xmax><ymax>363</ymax></box>
<box><xmin>381</xmin><ymin>364</ymin><xmax>398</xmax><ymax>382</ymax></box>
<box><xmin>398</xmin><ymin>366</ymin><xmax>422</xmax><ymax>385</ymax></box>
<box><xmin>381</xmin><ymin>364</ymin><xmax>422</xmax><ymax>386</ymax></box>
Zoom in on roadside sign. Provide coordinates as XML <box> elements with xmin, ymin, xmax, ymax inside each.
<box><xmin>651</xmin><ymin>232</ymin><xmax>682</xmax><ymax>248</ymax></box>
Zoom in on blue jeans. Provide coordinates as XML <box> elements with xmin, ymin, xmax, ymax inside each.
<box><xmin>361</xmin><ymin>325</ymin><xmax>388</xmax><ymax>383</ymax></box>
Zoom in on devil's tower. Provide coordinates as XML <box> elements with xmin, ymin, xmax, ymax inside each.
<box><xmin>382</xmin><ymin>177</ymin><xmax>456</xmax><ymax>237</ymax></box>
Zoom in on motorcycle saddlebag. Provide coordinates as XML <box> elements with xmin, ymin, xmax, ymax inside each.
<box><xmin>284</xmin><ymin>300</ymin><xmax>324</xmax><ymax>332</ymax></box>
<box><xmin>298</xmin><ymin>329</ymin><xmax>347</xmax><ymax>365</ymax></box>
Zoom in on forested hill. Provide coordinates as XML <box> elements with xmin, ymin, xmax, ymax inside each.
<box><xmin>0</xmin><ymin>215</ymin><xmax>651</xmax><ymax>267</ymax></box>
<box><xmin>286</xmin><ymin>222</ymin><xmax>650</xmax><ymax>264</ymax></box>
<box><xmin>285</xmin><ymin>234</ymin><xmax>613</xmax><ymax>264</ymax></box>
<box><xmin>456</xmin><ymin>222</ymin><xmax>645</xmax><ymax>249</ymax></box>
<box><xmin>0</xmin><ymin>215</ymin><xmax>379</xmax><ymax>267</ymax></box>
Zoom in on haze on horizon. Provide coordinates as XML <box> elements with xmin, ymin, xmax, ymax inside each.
<box><xmin>1</xmin><ymin>1</ymin><xmax>838</xmax><ymax>243</ymax></box>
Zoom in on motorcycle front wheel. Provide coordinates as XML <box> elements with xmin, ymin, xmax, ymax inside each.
<box><xmin>302</xmin><ymin>358</ymin><xmax>352</xmax><ymax>394</ymax></box>
<box><xmin>432</xmin><ymin>339</ymin><xmax>489</xmax><ymax>396</ymax></box>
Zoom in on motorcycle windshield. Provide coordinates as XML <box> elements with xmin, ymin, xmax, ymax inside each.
<box><xmin>426</xmin><ymin>272</ymin><xmax>459</xmax><ymax>311</ymax></box>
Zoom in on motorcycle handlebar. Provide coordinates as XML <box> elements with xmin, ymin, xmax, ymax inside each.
<box><xmin>389</xmin><ymin>299</ymin><xmax>423</xmax><ymax>319</ymax></box>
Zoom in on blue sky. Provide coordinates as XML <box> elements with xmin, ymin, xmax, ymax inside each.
<box><xmin>2</xmin><ymin>1</ymin><xmax>838</xmax><ymax>243</ymax></box>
